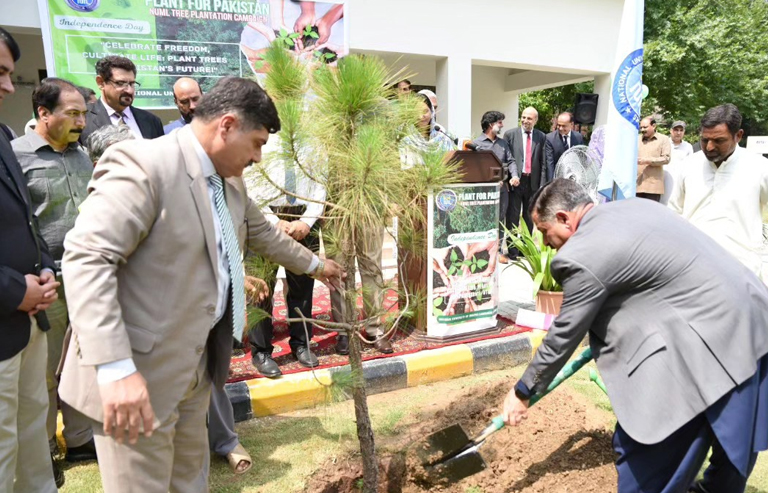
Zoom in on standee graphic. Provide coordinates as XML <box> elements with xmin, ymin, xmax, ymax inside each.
<box><xmin>39</xmin><ymin>0</ymin><xmax>348</xmax><ymax>108</ymax></box>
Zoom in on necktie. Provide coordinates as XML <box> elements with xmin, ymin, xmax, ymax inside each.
<box><xmin>285</xmin><ymin>163</ymin><xmax>297</xmax><ymax>205</ymax></box>
<box><xmin>208</xmin><ymin>174</ymin><xmax>246</xmax><ymax>341</ymax></box>
<box><xmin>116</xmin><ymin>112</ymin><xmax>127</xmax><ymax>126</ymax></box>
<box><xmin>524</xmin><ymin>131</ymin><xmax>532</xmax><ymax>174</ymax></box>
<box><xmin>562</xmin><ymin>134</ymin><xmax>569</xmax><ymax>149</ymax></box>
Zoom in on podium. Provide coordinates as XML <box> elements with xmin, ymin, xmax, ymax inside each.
<box><xmin>399</xmin><ymin>150</ymin><xmax>504</xmax><ymax>342</ymax></box>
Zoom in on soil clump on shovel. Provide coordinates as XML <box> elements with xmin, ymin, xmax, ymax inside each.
<box><xmin>305</xmin><ymin>378</ymin><xmax>618</xmax><ymax>492</ymax></box>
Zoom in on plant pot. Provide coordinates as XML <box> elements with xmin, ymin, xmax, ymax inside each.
<box><xmin>536</xmin><ymin>290</ymin><xmax>564</xmax><ymax>316</ymax></box>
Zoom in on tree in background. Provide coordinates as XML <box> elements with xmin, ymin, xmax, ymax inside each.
<box><xmin>520</xmin><ymin>0</ymin><xmax>768</xmax><ymax>140</ymax></box>
<box><xmin>250</xmin><ymin>44</ymin><xmax>459</xmax><ymax>491</ymax></box>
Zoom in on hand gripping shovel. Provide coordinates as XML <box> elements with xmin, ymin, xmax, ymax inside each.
<box><xmin>416</xmin><ymin>347</ymin><xmax>594</xmax><ymax>484</ymax></box>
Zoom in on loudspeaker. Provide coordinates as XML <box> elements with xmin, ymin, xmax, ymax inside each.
<box><xmin>574</xmin><ymin>93</ymin><xmax>599</xmax><ymax>125</ymax></box>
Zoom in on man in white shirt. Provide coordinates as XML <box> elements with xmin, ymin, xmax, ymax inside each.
<box><xmin>668</xmin><ymin>104</ymin><xmax>768</xmax><ymax>280</ymax></box>
<box><xmin>660</xmin><ymin>120</ymin><xmax>694</xmax><ymax>204</ymax></box>
<box><xmin>669</xmin><ymin>120</ymin><xmax>694</xmax><ymax>165</ymax></box>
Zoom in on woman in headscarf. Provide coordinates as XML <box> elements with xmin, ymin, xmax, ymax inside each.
<box><xmin>400</xmin><ymin>93</ymin><xmax>456</xmax><ymax>167</ymax></box>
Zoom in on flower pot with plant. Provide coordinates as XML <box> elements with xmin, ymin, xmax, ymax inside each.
<box><xmin>503</xmin><ymin>220</ymin><xmax>563</xmax><ymax>315</ymax></box>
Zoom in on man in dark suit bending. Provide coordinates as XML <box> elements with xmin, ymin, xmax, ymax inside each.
<box><xmin>544</xmin><ymin>111</ymin><xmax>584</xmax><ymax>183</ymax></box>
<box><xmin>504</xmin><ymin>178</ymin><xmax>768</xmax><ymax>493</ymax></box>
<box><xmin>80</xmin><ymin>56</ymin><xmax>164</xmax><ymax>144</ymax></box>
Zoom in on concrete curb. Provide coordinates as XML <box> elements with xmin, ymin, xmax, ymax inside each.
<box><xmin>227</xmin><ymin>328</ymin><xmax>546</xmax><ymax>422</ymax></box>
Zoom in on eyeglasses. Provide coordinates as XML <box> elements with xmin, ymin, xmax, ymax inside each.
<box><xmin>107</xmin><ymin>79</ymin><xmax>140</xmax><ymax>89</ymax></box>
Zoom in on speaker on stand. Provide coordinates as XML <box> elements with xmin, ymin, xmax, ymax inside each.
<box><xmin>574</xmin><ymin>93</ymin><xmax>599</xmax><ymax>125</ymax></box>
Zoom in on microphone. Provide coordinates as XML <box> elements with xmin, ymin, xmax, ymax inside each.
<box><xmin>464</xmin><ymin>142</ymin><xmax>478</xmax><ymax>151</ymax></box>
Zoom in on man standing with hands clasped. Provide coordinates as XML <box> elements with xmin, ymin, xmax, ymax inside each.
<box><xmin>503</xmin><ymin>179</ymin><xmax>768</xmax><ymax>493</ymax></box>
<box><xmin>59</xmin><ymin>77</ymin><xmax>344</xmax><ymax>492</ymax></box>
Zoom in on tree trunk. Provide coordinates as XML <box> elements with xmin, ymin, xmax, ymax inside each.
<box><xmin>343</xmin><ymin>257</ymin><xmax>378</xmax><ymax>491</ymax></box>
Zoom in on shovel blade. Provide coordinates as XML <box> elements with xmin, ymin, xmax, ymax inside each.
<box><xmin>414</xmin><ymin>423</ymin><xmax>471</xmax><ymax>466</ymax></box>
<box><xmin>426</xmin><ymin>449</ymin><xmax>487</xmax><ymax>483</ymax></box>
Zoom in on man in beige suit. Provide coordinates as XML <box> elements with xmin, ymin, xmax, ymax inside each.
<box><xmin>636</xmin><ymin>116</ymin><xmax>671</xmax><ymax>201</ymax></box>
<box><xmin>59</xmin><ymin>77</ymin><xmax>343</xmax><ymax>492</ymax></box>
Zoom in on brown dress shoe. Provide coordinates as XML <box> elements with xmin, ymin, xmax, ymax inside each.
<box><xmin>373</xmin><ymin>338</ymin><xmax>394</xmax><ymax>354</ymax></box>
<box><xmin>498</xmin><ymin>254</ymin><xmax>510</xmax><ymax>264</ymax></box>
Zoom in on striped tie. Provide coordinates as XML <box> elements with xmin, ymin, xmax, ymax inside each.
<box><xmin>208</xmin><ymin>174</ymin><xmax>246</xmax><ymax>341</ymax></box>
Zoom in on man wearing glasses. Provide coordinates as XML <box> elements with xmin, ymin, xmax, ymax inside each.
<box><xmin>80</xmin><ymin>56</ymin><xmax>164</xmax><ymax>144</ymax></box>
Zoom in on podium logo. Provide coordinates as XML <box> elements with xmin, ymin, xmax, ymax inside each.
<box><xmin>435</xmin><ymin>189</ymin><xmax>458</xmax><ymax>212</ymax></box>
<box><xmin>66</xmin><ymin>0</ymin><xmax>101</xmax><ymax>12</ymax></box>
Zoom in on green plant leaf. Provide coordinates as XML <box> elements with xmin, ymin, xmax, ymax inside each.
<box><xmin>477</xmin><ymin>259</ymin><xmax>488</xmax><ymax>268</ymax></box>
<box><xmin>285</xmin><ymin>37</ymin><xmax>295</xmax><ymax>47</ymax></box>
<box><xmin>309</xmin><ymin>32</ymin><xmax>319</xmax><ymax>39</ymax></box>
<box><xmin>433</xmin><ymin>297</ymin><xmax>443</xmax><ymax>307</ymax></box>
<box><xmin>450</xmin><ymin>249</ymin><xmax>458</xmax><ymax>262</ymax></box>
<box><xmin>532</xmin><ymin>271</ymin><xmax>545</xmax><ymax>298</ymax></box>
<box><xmin>434</xmin><ymin>308</ymin><xmax>444</xmax><ymax>316</ymax></box>
<box><xmin>280</xmin><ymin>27</ymin><xmax>288</xmax><ymax>38</ymax></box>
<box><xmin>471</xmin><ymin>264</ymin><xmax>477</xmax><ymax>273</ymax></box>
<box><xmin>449</xmin><ymin>265</ymin><xmax>456</xmax><ymax>275</ymax></box>
<box><xmin>289</xmin><ymin>32</ymin><xmax>300</xmax><ymax>39</ymax></box>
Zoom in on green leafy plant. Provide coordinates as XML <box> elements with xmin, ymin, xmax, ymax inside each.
<box><xmin>503</xmin><ymin>220</ymin><xmax>561</xmax><ymax>298</ymax></box>
<box><xmin>276</xmin><ymin>27</ymin><xmax>301</xmax><ymax>48</ymax></box>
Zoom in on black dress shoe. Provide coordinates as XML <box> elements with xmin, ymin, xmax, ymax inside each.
<box><xmin>335</xmin><ymin>334</ymin><xmax>349</xmax><ymax>355</ymax></box>
<box><xmin>65</xmin><ymin>438</ymin><xmax>97</xmax><ymax>463</ymax></box>
<box><xmin>374</xmin><ymin>337</ymin><xmax>394</xmax><ymax>354</ymax></box>
<box><xmin>252</xmin><ymin>352</ymin><xmax>282</xmax><ymax>378</ymax></box>
<box><xmin>52</xmin><ymin>455</ymin><xmax>64</xmax><ymax>488</ymax></box>
<box><xmin>292</xmin><ymin>345</ymin><xmax>319</xmax><ymax>368</ymax></box>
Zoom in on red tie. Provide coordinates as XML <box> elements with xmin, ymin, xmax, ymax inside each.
<box><xmin>524</xmin><ymin>131</ymin><xmax>532</xmax><ymax>174</ymax></box>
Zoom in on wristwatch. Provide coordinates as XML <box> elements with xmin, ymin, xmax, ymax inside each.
<box><xmin>310</xmin><ymin>258</ymin><xmax>325</xmax><ymax>279</ymax></box>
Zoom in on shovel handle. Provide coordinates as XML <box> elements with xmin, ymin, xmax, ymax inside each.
<box><xmin>529</xmin><ymin>346</ymin><xmax>594</xmax><ymax>406</ymax></box>
<box><xmin>485</xmin><ymin>347</ymin><xmax>594</xmax><ymax>435</ymax></box>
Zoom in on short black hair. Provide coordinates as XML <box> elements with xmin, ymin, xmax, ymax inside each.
<box><xmin>481</xmin><ymin>110</ymin><xmax>505</xmax><ymax>132</ymax></box>
<box><xmin>32</xmin><ymin>78</ymin><xmax>81</xmax><ymax>119</ymax></box>
<box><xmin>194</xmin><ymin>77</ymin><xmax>280</xmax><ymax>133</ymax></box>
<box><xmin>530</xmin><ymin>178</ymin><xmax>592</xmax><ymax>223</ymax></box>
<box><xmin>700</xmin><ymin>103</ymin><xmax>742</xmax><ymax>136</ymax></box>
<box><xmin>0</xmin><ymin>27</ymin><xmax>20</xmax><ymax>62</ymax></box>
<box><xmin>95</xmin><ymin>56</ymin><xmax>137</xmax><ymax>81</ymax></box>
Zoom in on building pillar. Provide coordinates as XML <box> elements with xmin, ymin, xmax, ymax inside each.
<box><xmin>436</xmin><ymin>56</ymin><xmax>472</xmax><ymax>140</ymax></box>
<box><xmin>593</xmin><ymin>74</ymin><xmax>611</xmax><ymax>128</ymax></box>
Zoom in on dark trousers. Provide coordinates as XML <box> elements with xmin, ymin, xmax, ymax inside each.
<box><xmin>511</xmin><ymin>174</ymin><xmax>534</xmax><ymax>233</ymax></box>
<box><xmin>613</xmin><ymin>371</ymin><xmax>765</xmax><ymax>493</ymax></box>
<box><xmin>636</xmin><ymin>192</ymin><xmax>661</xmax><ymax>202</ymax></box>
<box><xmin>248</xmin><ymin>219</ymin><xmax>321</xmax><ymax>355</ymax></box>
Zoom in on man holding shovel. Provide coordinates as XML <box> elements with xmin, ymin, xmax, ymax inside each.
<box><xmin>503</xmin><ymin>178</ymin><xmax>768</xmax><ymax>493</ymax></box>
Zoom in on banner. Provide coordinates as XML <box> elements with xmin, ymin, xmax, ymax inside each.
<box><xmin>37</xmin><ymin>0</ymin><xmax>348</xmax><ymax>109</ymax></box>
<box><xmin>428</xmin><ymin>184</ymin><xmax>500</xmax><ymax>338</ymax></box>
<box><xmin>597</xmin><ymin>0</ymin><xmax>644</xmax><ymax>201</ymax></box>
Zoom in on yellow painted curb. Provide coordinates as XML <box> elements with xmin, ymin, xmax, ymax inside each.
<box><xmin>529</xmin><ymin>329</ymin><xmax>547</xmax><ymax>357</ymax></box>
<box><xmin>248</xmin><ymin>369</ymin><xmax>334</xmax><ymax>417</ymax></box>
<box><xmin>402</xmin><ymin>344</ymin><xmax>474</xmax><ymax>387</ymax></box>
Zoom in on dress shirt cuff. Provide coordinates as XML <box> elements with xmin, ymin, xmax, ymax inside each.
<box><xmin>514</xmin><ymin>380</ymin><xmax>533</xmax><ymax>400</ymax></box>
<box><xmin>300</xmin><ymin>217</ymin><xmax>317</xmax><ymax>229</ymax></box>
<box><xmin>306</xmin><ymin>254</ymin><xmax>319</xmax><ymax>275</ymax></box>
<box><xmin>96</xmin><ymin>358</ymin><xmax>138</xmax><ymax>384</ymax></box>
<box><xmin>41</xmin><ymin>268</ymin><xmax>56</xmax><ymax>277</ymax></box>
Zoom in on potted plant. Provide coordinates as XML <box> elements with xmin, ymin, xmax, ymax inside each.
<box><xmin>503</xmin><ymin>220</ymin><xmax>563</xmax><ymax>315</ymax></box>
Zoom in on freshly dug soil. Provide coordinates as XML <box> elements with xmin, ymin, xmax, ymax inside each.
<box><xmin>305</xmin><ymin>379</ymin><xmax>617</xmax><ymax>492</ymax></box>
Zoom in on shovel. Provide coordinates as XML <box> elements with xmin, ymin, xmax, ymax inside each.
<box><xmin>416</xmin><ymin>346</ymin><xmax>594</xmax><ymax>483</ymax></box>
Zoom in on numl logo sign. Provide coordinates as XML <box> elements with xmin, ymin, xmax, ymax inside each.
<box><xmin>66</xmin><ymin>0</ymin><xmax>101</xmax><ymax>13</ymax></box>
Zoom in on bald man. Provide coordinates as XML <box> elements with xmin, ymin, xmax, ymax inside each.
<box><xmin>163</xmin><ymin>77</ymin><xmax>202</xmax><ymax>134</ymax></box>
<box><xmin>501</xmin><ymin>107</ymin><xmax>546</xmax><ymax>258</ymax></box>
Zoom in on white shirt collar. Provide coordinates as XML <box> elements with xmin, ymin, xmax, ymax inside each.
<box><xmin>187</xmin><ymin>127</ymin><xmax>217</xmax><ymax>179</ymax></box>
<box><xmin>101</xmin><ymin>97</ymin><xmax>134</xmax><ymax>120</ymax></box>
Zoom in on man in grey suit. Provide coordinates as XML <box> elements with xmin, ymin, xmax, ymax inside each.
<box><xmin>503</xmin><ymin>178</ymin><xmax>768</xmax><ymax>493</ymax></box>
<box><xmin>544</xmin><ymin>111</ymin><xmax>584</xmax><ymax>183</ymax></box>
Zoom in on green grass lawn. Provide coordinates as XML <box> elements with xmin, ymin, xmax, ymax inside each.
<box><xmin>58</xmin><ymin>363</ymin><xmax>768</xmax><ymax>492</ymax></box>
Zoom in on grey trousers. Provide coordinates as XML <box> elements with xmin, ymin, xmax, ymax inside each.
<box><xmin>207</xmin><ymin>384</ymin><xmax>239</xmax><ymax>457</ymax></box>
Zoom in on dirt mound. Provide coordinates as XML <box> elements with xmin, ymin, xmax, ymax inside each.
<box><xmin>305</xmin><ymin>379</ymin><xmax>618</xmax><ymax>492</ymax></box>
